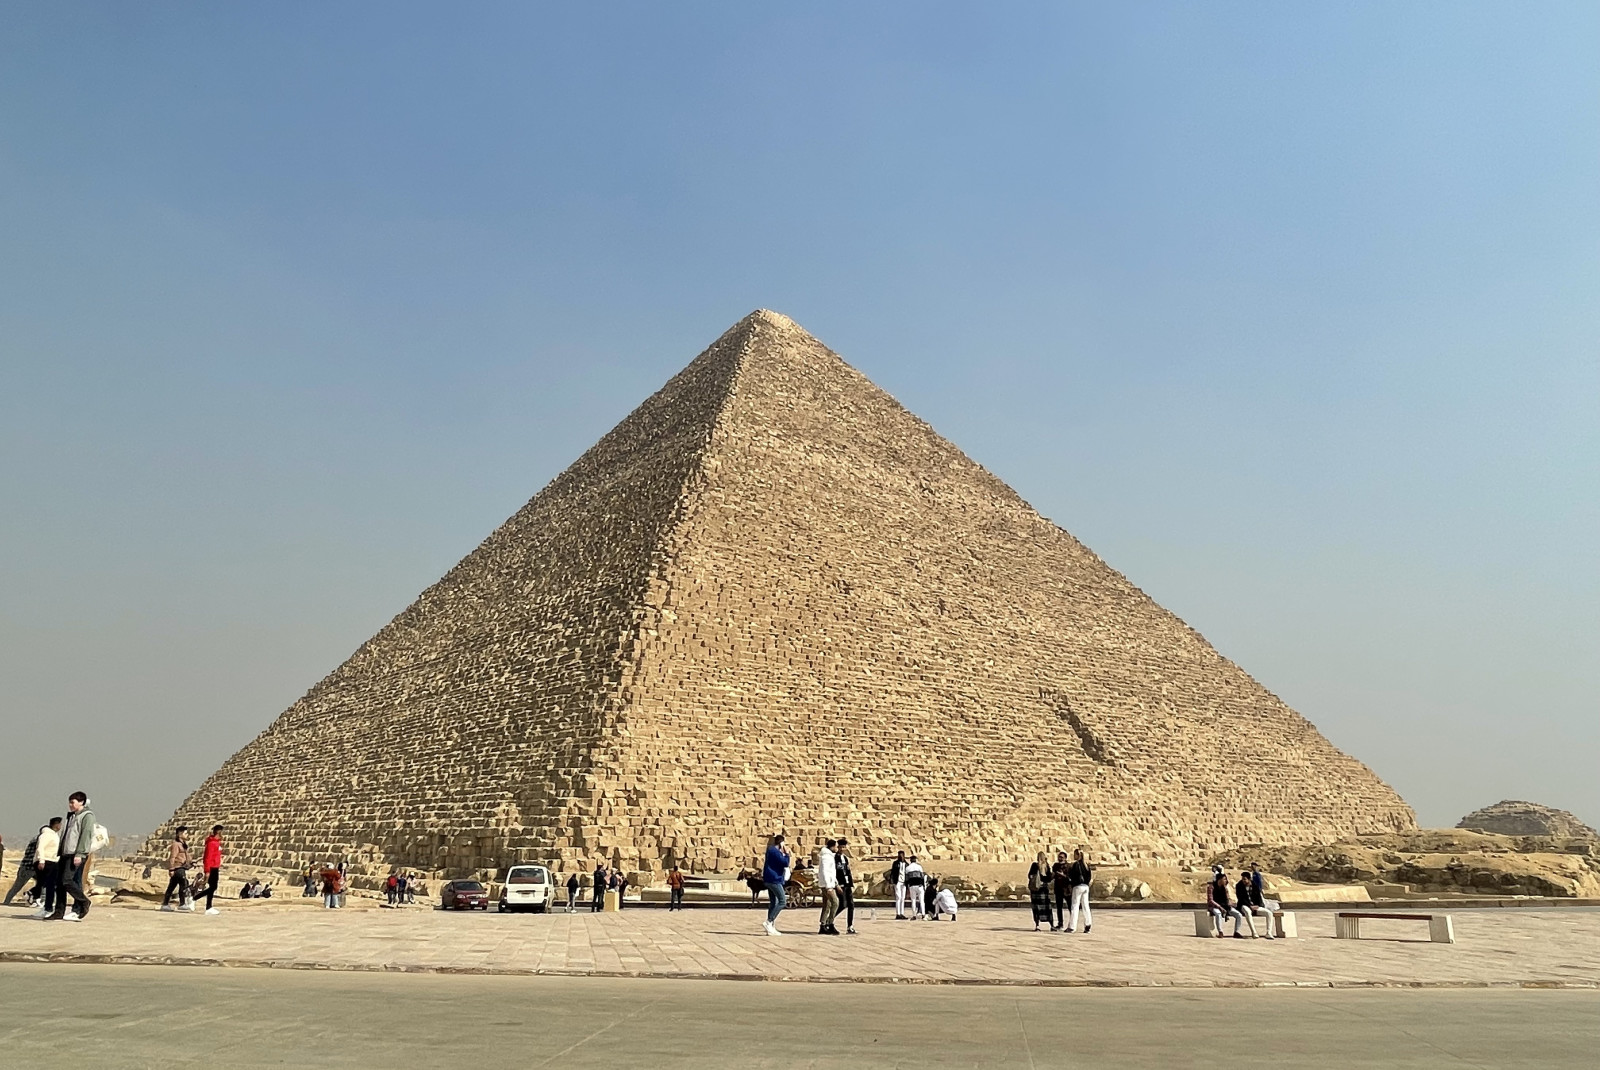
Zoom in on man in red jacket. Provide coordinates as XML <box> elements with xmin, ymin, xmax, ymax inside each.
<box><xmin>201</xmin><ymin>825</ymin><xmax>224</xmax><ymax>915</ymax></box>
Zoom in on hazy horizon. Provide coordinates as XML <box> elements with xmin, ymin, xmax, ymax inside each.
<box><xmin>3</xmin><ymin>3</ymin><xmax>1596</xmax><ymax>849</ymax></box>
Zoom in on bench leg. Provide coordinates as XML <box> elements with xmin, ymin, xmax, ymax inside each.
<box><xmin>1429</xmin><ymin>915</ymin><xmax>1455</xmax><ymax>944</ymax></box>
<box><xmin>1276</xmin><ymin>912</ymin><xmax>1297</xmax><ymax>939</ymax></box>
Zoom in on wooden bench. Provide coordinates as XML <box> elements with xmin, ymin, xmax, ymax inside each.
<box><xmin>1192</xmin><ymin>909</ymin><xmax>1297</xmax><ymax>938</ymax></box>
<box><xmin>1334</xmin><ymin>911</ymin><xmax>1454</xmax><ymax>943</ymax></box>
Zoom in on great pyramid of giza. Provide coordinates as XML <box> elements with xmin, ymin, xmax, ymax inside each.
<box><xmin>148</xmin><ymin>310</ymin><xmax>1415</xmax><ymax>881</ymax></box>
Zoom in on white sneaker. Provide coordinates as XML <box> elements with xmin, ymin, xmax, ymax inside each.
<box><xmin>205</xmin><ymin>907</ymin><xmax>220</xmax><ymax>915</ymax></box>
<box><xmin>160</xmin><ymin>904</ymin><xmax>174</xmax><ymax>912</ymax></box>
<box><xmin>762</xmin><ymin>921</ymin><xmax>777</xmax><ymax>935</ymax></box>
<box><xmin>31</xmin><ymin>905</ymin><xmax>48</xmax><ymax>918</ymax></box>
<box><xmin>61</xmin><ymin>913</ymin><xmax>80</xmax><ymax>922</ymax></box>
<box><xmin>181</xmin><ymin>903</ymin><xmax>196</xmax><ymax>912</ymax></box>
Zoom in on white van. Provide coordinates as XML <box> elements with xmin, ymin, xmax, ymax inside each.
<box><xmin>498</xmin><ymin>864</ymin><xmax>557</xmax><ymax>913</ymax></box>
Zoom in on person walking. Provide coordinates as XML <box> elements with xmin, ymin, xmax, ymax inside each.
<box><xmin>4</xmin><ymin>823</ymin><xmax>46</xmax><ymax>906</ymax></box>
<box><xmin>1065</xmin><ymin>849</ymin><xmax>1092</xmax><ymax>933</ymax></box>
<box><xmin>1026</xmin><ymin>851</ymin><xmax>1052</xmax><ymax>931</ymax></box>
<box><xmin>890</xmin><ymin>851</ymin><xmax>908</xmax><ymax>920</ymax></box>
<box><xmin>47</xmin><ymin>792</ymin><xmax>95</xmax><ymax>922</ymax></box>
<box><xmin>566</xmin><ymin>871</ymin><xmax>580</xmax><ymax>913</ymax></box>
<box><xmin>761</xmin><ymin>833</ymin><xmax>791</xmax><ymax>936</ymax></box>
<box><xmin>160</xmin><ymin>826</ymin><xmax>195</xmax><ymax>912</ymax></box>
<box><xmin>667</xmin><ymin>865</ymin><xmax>686</xmax><ymax>911</ymax></box>
<box><xmin>198</xmin><ymin>825</ymin><xmax>224</xmax><ymax>915</ymax></box>
<box><xmin>29</xmin><ymin>817</ymin><xmax>62</xmax><ymax>916</ymax></box>
<box><xmin>835</xmin><ymin>838</ymin><xmax>857</xmax><ymax>934</ymax></box>
<box><xmin>902</xmin><ymin>855</ymin><xmax>926</xmax><ymax>919</ymax></box>
<box><xmin>816</xmin><ymin>839</ymin><xmax>840</xmax><ymax>935</ymax></box>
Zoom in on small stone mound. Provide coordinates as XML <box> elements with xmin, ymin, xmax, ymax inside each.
<box><xmin>1458</xmin><ymin>801</ymin><xmax>1599</xmax><ymax>840</ymax></box>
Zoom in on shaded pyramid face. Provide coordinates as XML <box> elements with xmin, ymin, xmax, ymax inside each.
<box><xmin>154</xmin><ymin>310</ymin><xmax>1414</xmax><ymax>879</ymax></box>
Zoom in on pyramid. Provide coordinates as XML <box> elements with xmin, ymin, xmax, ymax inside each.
<box><xmin>150</xmin><ymin>310</ymin><xmax>1415</xmax><ymax>880</ymax></box>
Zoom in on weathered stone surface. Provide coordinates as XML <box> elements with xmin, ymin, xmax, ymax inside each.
<box><xmin>1458</xmin><ymin>800</ymin><xmax>1599</xmax><ymax>840</ymax></box>
<box><xmin>140</xmin><ymin>310</ymin><xmax>1414</xmax><ymax>882</ymax></box>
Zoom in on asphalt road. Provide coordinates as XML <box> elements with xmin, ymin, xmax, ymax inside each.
<box><xmin>2</xmin><ymin>964</ymin><xmax>1596</xmax><ymax>1069</ymax></box>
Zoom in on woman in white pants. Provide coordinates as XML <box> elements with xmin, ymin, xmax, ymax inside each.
<box><xmin>1066</xmin><ymin>849</ymin><xmax>1092</xmax><ymax>933</ymax></box>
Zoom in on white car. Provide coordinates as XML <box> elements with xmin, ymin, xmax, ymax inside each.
<box><xmin>498</xmin><ymin>864</ymin><xmax>557</xmax><ymax>913</ymax></box>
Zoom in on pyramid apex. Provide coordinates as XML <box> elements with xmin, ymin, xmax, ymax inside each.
<box><xmin>747</xmin><ymin>308</ymin><xmax>799</xmax><ymax>330</ymax></box>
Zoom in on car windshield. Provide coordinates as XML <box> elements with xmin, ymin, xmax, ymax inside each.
<box><xmin>507</xmin><ymin>867</ymin><xmax>549</xmax><ymax>884</ymax></box>
<box><xmin>452</xmin><ymin>881</ymin><xmax>484</xmax><ymax>892</ymax></box>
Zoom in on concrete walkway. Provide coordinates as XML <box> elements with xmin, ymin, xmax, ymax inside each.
<box><xmin>3</xmin><ymin>899</ymin><xmax>1598</xmax><ymax>987</ymax></box>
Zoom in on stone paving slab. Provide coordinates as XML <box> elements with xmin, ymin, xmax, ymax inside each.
<box><xmin>3</xmin><ymin>901</ymin><xmax>1598</xmax><ymax>988</ymax></box>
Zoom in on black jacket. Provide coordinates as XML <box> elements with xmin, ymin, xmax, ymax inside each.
<box><xmin>836</xmin><ymin>853</ymin><xmax>853</xmax><ymax>892</ymax></box>
<box><xmin>1066</xmin><ymin>860</ymin><xmax>1091</xmax><ymax>887</ymax></box>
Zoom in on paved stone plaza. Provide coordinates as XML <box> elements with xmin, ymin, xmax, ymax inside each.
<box><xmin>3</xmin><ymin>901</ymin><xmax>1597</xmax><ymax>988</ymax></box>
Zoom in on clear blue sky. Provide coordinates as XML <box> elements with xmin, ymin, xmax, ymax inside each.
<box><xmin>2</xmin><ymin>2</ymin><xmax>1596</xmax><ymax>845</ymax></box>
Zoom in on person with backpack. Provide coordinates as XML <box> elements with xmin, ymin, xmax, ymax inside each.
<box><xmin>1065</xmin><ymin>849</ymin><xmax>1092</xmax><ymax>934</ymax></box>
<box><xmin>902</xmin><ymin>855</ymin><xmax>926</xmax><ymax>918</ymax></box>
<box><xmin>46</xmin><ymin>792</ymin><xmax>95</xmax><ymax>921</ymax></box>
<box><xmin>198</xmin><ymin>825</ymin><xmax>224</xmax><ymax>914</ymax></box>
<box><xmin>160</xmin><ymin>826</ymin><xmax>196</xmax><ymax>912</ymax></box>
<box><xmin>666</xmin><ymin>865</ymin><xmax>686</xmax><ymax>911</ymax></box>
<box><xmin>385</xmin><ymin>871</ymin><xmax>399</xmax><ymax>906</ymax></box>
<box><xmin>4</xmin><ymin>822</ymin><xmax>48</xmax><ymax>906</ymax></box>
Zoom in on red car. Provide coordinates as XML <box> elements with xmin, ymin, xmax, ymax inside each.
<box><xmin>440</xmin><ymin>879</ymin><xmax>489</xmax><ymax>910</ymax></box>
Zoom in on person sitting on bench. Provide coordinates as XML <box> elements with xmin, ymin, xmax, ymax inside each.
<box><xmin>1241</xmin><ymin>863</ymin><xmax>1275</xmax><ymax>939</ymax></box>
<box><xmin>1232</xmin><ymin>871</ymin><xmax>1261</xmax><ymax>938</ymax></box>
<box><xmin>1207</xmin><ymin>867</ymin><xmax>1247</xmax><ymax>938</ymax></box>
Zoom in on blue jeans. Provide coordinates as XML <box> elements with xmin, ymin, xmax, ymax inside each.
<box><xmin>764</xmin><ymin>881</ymin><xmax>787</xmax><ymax>924</ymax></box>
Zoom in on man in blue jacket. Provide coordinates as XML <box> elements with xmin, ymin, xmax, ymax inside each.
<box><xmin>762</xmin><ymin>833</ymin><xmax>791</xmax><ymax>936</ymax></box>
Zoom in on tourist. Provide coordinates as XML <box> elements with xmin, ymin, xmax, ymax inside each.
<box><xmin>302</xmin><ymin>866</ymin><xmax>317</xmax><ymax>897</ymax></box>
<box><xmin>761</xmin><ymin>833</ymin><xmax>791</xmax><ymax>936</ymax></box>
<box><xmin>1234</xmin><ymin>870</ymin><xmax>1265</xmax><ymax>939</ymax></box>
<box><xmin>931</xmin><ymin>883</ymin><xmax>959</xmax><ymax>920</ymax></box>
<box><xmin>591</xmin><ymin>862</ymin><xmax>606</xmax><ymax>912</ymax></box>
<box><xmin>160</xmin><ymin>826</ymin><xmax>194</xmax><ymax>912</ymax></box>
<box><xmin>397</xmin><ymin>872</ymin><xmax>409</xmax><ymax>904</ymax></box>
<box><xmin>616</xmin><ymin>869</ymin><xmax>628</xmax><ymax>910</ymax></box>
<box><xmin>566</xmin><ymin>871</ymin><xmax>580</xmax><ymax>912</ymax></box>
<box><xmin>1065</xmin><ymin>849</ymin><xmax>1092</xmax><ymax>934</ymax></box>
<box><xmin>321</xmin><ymin>864</ymin><xmax>341</xmax><ymax>908</ymax></box>
<box><xmin>902</xmin><ymin>855</ymin><xmax>926</xmax><ymax>919</ymax></box>
<box><xmin>890</xmin><ymin>850</ymin><xmax>908</xmax><ymax>919</ymax></box>
<box><xmin>32</xmin><ymin>817</ymin><xmax>63</xmax><ymax>915</ymax></box>
<box><xmin>1050</xmin><ymin>850</ymin><xmax>1072</xmax><ymax>932</ymax></box>
<box><xmin>922</xmin><ymin>874</ymin><xmax>941</xmax><ymax>920</ymax></box>
<box><xmin>385</xmin><ymin>871</ymin><xmax>399</xmax><ymax>906</ymax></box>
<box><xmin>1027</xmin><ymin>851</ymin><xmax>1051</xmax><ymax>931</ymax></box>
<box><xmin>46</xmin><ymin>792</ymin><xmax>95</xmax><ymax>922</ymax></box>
<box><xmin>817</xmin><ymin>838</ymin><xmax>840</xmax><ymax>935</ymax></box>
<box><xmin>1247</xmin><ymin>863</ymin><xmax>1277</xmax><ymax>936</ymax></box>
<box><xmin>408</xmin><ymin>875</ymin><xmax>425</xmax><ymax>903</ymax></box>
<box><xmin>835</xmin><ymin>838</ymin><xmax>857</xmax><ymax>934</ymax></box>
<box><xmin>198</xmin><ymin>825</ymin><xmax>224</xmax><ymax>915</ymax></box>
<box><xmin>4</xmin><ymin>820</ymin><xmax>50</xmax><ymax>906</ymax></box>
<box><xmin>667</xmin><ymin>865</ymin><xmax>685</xmax><ymax>911</ymax></box>
<box><xmin>1206</xmin><ymin>867</ymin><xmax>1245</xmax><ymax>938</ymax></box>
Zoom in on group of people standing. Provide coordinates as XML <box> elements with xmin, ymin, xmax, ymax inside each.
<box><xmin>588</xmin><ymin>862</ymin><xmax>630</xmax><ymax>911</ymax></box>
<box><xmin>5</xmin><ymin>792</ymin><xmax>104</xmax><ymax>922</ymax></box>
<box><xmin>382</xmin><ymin>870</ymin><xmax>422</xmax><ymax>905</ymax></box>
<box><xmin>1026</xmin><ymin>849</ymin><xmax>1093</xmax><ymax>933</ymax></box>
